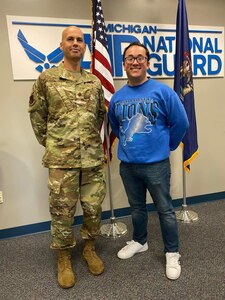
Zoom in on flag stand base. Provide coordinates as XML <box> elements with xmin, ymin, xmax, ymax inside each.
<box><xmin>176</xmin><ymin>204</ymin><xmax>199</xmax><ymax>223</ymax></box>
<box><xmin>100</xmin><ymin>217</ymin><xmax>128</xmax><ymax>238</ymax></box>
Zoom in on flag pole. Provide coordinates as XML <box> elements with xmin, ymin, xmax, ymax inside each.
<box><xmin>100</xmin><ymin>115</ymin><xmax>128</xmax><ymax>238</ymax></box>
<box><xmin>174</xmin><ymin>0</ymin><xmax>199</xmax><ymax>223</ymax></box>
<box><xmin>175</xmin><ymin>150</ymin><xmax>199</xmax><ymax>223</ymax></box>
<box><xmin>91</xmin><ymin>0</ymin><xmax>127</xmax><ymax>237</ymax></box>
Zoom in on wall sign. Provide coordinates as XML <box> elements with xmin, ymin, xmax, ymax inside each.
<box><xmin>7</xmin><ymin>15</ymin><xmax>224</xmax><ymax>80</ymax></box>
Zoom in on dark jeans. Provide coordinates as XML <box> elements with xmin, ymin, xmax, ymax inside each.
<box><xmin>120</xmin><ymin>159</ymin><xmax>179</xmax><ymax>252</ymax></box>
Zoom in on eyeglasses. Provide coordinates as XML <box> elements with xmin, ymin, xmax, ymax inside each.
<box><xmin>124</xmin><ymin>56</ymin><xmax>148</xmax><ymax>64</ymax></box>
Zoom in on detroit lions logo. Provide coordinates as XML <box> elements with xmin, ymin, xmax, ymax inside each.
<box><xmin>122</xmin><ymin>113</ymin><xmax>152</xmax><ymax>146</ymax></box>
<box><xmin>17</xmin><ymin>29</ymin><xmax>64</xmax><ymax>73</ymax></box>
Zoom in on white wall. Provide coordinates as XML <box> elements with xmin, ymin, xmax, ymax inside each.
<box><xmin>0</xmin><ymin>0</ymin><xmax>225</xmax><ymax>231</ymax></box>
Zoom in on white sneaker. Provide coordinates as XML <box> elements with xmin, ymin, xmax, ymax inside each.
<box><xmin>117</xmin><ymin>240</ymin><xmax>148</xmax><ymax>259</ymax></box>
<box><xmin>166</xmin><ymin>252</ymin><xmax>181</xmax><ymax>280</ymax></box>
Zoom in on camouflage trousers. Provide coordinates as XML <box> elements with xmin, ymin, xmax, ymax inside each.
<box><xmin>48</xmin><ymin>165</ymin><xmax>106</xmax><ymax>250</ymax></box>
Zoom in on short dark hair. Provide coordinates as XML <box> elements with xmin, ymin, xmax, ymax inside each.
<box><xmin>123</xmin><ymin>42</ymin><xmax>150</xmax><ymax>62</ymax></box>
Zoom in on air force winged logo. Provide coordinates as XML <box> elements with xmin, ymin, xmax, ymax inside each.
<box><xmin>17</xmin><ymin>29</ymin><xmax>64</xmax><ymax>73</ymax></box>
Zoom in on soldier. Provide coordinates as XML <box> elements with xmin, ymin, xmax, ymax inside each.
<box><xmin>108</xmin><ymin>42</ymin><xmax>189</xmax><ymax>280</ymax></box>
<box><xmin>29</xmin><ymin>26</ymin><xmax>106</xmax><ymax>289</ymax></box>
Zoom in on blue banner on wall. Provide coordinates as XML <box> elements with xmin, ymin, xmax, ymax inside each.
<box><xmin>7</xmin><ymin>15</ymin><xmax>224</xmax><ymax>80</ymax></box>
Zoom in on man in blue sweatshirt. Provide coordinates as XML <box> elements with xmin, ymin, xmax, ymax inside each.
<box><xmin>108</xmin><ymin>42</ymin><xmax>189</xmax><ymax>280</ymax></box>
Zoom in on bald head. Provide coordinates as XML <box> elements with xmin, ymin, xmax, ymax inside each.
<box><xmin>61</xmin><ymin>26</ymin><xmax>84</xmax><ymax>42</ymax></box>
<box><xmin>60</xmin><ymin>26</ymin><xmax>86</xmax><ymax>70</ymax></box>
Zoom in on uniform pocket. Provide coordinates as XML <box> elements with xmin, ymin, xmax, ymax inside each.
<box><xmin>48</xmin><ymin>169</ymin><xmax>64</xmax><ymax>194</ymax></box>
<box><xmin>46</xmin><ymin>82</ymin><xmax>75</xmax><ymax>113</ymax></box>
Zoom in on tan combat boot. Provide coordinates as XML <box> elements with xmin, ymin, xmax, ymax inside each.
<box><xmin>82</xmin><ymin>240</ymin><xmax>104</xmax><ymax>275</ymax></box>
<box><xmin>57</xmin><ymin>249</ymin><xmax>75</xmax><ymax>288</ymax></box>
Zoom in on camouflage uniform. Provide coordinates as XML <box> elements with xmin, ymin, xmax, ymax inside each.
<box><xmin>29</xmin><ymin>63</ymin><xmax>106</xmax><ymax>249</ymax></box>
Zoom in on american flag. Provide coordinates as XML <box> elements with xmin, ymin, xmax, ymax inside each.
<box><xmin>174</xmin><ymin>0</ymin><xmax>198</xmax><ymax>172</ymax></box>
<box><xmin>91</xmin><ymin>0</ymin><xmax>116</xmax><ymax>160</ymax></box>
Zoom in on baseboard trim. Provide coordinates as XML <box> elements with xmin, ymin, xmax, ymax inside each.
<box><xmin>1</xmin><ymin>191</ymin><xmax>225</xmax><ymax>240</ymax></box>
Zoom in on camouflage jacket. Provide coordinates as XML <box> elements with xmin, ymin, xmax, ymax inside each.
<box><xmin>29</xmin><ymin>63</ymin><xmax>106</xmax><ymax>168</ymax></box>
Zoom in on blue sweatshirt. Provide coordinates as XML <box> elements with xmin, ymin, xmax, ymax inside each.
<box><xmin>108</xmin><ymin>78</ymin><xmax>189</xmax><ymax>164</ymax></box>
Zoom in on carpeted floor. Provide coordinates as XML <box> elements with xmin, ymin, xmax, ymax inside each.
<box><xmin>0</xmin><ymin>200</ymin><xmax>225</xmax><ymax>300</ymax></box>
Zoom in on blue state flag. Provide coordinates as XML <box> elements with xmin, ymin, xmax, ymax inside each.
<box><xmin>174</xmin><ymin>0</ymin><xmax>198</xmax><ymax>172</ymax></box>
